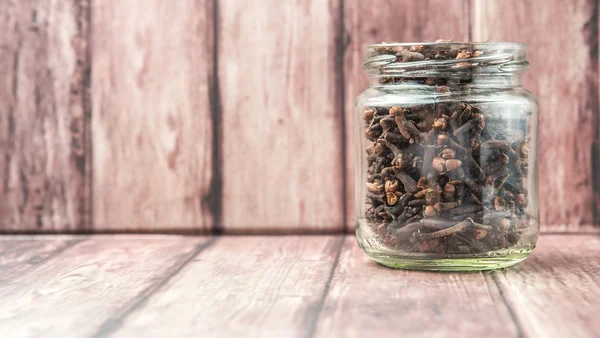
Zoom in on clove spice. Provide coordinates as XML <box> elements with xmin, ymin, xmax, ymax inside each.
<box><xmin>361</xmin><ymin>42</ymin><xmax>533</xmax><ymax>255</ymax></box>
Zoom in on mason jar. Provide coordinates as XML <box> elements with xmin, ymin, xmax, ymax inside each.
<box><xmin>355</xmin><ymin>42</ymin><xmax>539</xmax><ymax>271</ymax></box>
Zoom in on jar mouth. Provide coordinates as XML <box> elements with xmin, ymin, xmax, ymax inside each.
<box><xmin>367</xmin><ymin>41</ymin><xmax>526</xmax><ymax>50</ymax></box>
<box><xmin>364</xmin><ymin>41</ymin><xmax>528</xmax><ymax>79</ymax></box>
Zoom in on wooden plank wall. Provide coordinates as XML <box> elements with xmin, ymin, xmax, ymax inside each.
<box><xmin>0</xmin><ymin>0</ymin><xmax>598</xmax><ymax>234</ymax></box>
<box><xmin>0</xmin><ymin>0</ymin><xmax>92</xmax><ymax>232</ymax></box>
<box><xmin>91</xmin><ymin>0</ymin><xmax>215</xmax><ymax>232</ymax></box>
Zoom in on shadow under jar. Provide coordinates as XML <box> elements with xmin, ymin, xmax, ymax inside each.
<box><xmin>355</xmin><ymin>42</ymin><xmax>539</xmax><ymax>271</ymax></box>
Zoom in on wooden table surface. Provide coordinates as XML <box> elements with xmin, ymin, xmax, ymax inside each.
<box><xmin>0</xmin><ymin>234</ymin><xmax>598</xmax><ymax>338</ymax></box>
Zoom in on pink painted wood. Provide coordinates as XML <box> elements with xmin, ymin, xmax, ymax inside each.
<box><xmin>0</xmin><ymin>0</ymin><xmax>91</xmax><ymax>232</ymax></box>
<box><xmin>218</xmin><ymin>0</ymin><xmax>345</xmax><ymax>233</ymax></box>
<box><xmin>492</xmin><ymin>235</ymin><xmax>600</xmax><ymax>337</ymax></box>
<box><xmin>113</xmin><ymin>236</ymin><xmax>343</xmax><ymax>337</ymax></box>
<box><xmin>313</xmin><ymin>237</ymin><xmax>518</xmax><ymax>337</ymax></box>
<box><xmin>0</xmin><ymin>234</ymin><xmax>597</xmax><ymax>336</ymax></box>
<box><xmin>90</xmin><ymin>0</ymin><xmax>215</xmax><ymax>232</ymax></box>
<box><xmin>0</xmin><ymin>0</ymin><xmax>597</xmax><ymax>233</ymax></box>
<box><xmin>0</xmin><ymin>236</ymin><xmax>207</xmax><ymax>337</ymax></box>
<box><xmin>0</xmin><ymin>237</ymin><xmax>79</xmax><ymax>283</ymax></box>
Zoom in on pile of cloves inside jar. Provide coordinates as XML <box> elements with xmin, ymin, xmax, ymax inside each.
<box><xmin>363</xmin><ymin>42</ymin><xmax>530</xmax><ymax>255</ymax></box>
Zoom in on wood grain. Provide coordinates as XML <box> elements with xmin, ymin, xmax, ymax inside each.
<box><xmin>472</xmin><ymin>0</ymin><xmax>600</xmax><ymax>232</ymax></box>
<box><xmin>595</xmin><ymin>0</ymin><xmax>600</xmax><ymax>230</ymax></box>
<box><xmin>0</xmin><ymin>234</ymin><xmax>598</xmax><ymax>337</ymax></box>
<box><xmin>492</xmin><ymin>235</ymin><xmax>600</xmax><ymax>337</ymax></box>
<box><xmin>0</xmin><ymin>236</ymin><xmax>208</xmax><ymax>338</ymax></box>
<box><xmin>112</xmin><ymin>236</ymin><xmax>343</xmax><ymax>338</ymax></box>
<box><xmin>0</xmin><ymin>237</ymin><xmax>80</xmax><ymax>284</ymax></box>
<box><xmin>312</xmin><ymin>238</ymin><xmax>519</xmax><ymax>337</ymax></box>
<box><xmin>0</xmin><ymin>0</ymin><xmax>597</xmax><ymax>234</ymax></box>
<box><xmin>343</xmin><ymin>0</ymin><xmax>471</xmax><ymax>232</ymax></box>
<box><xmin>91</xmin><ymin>0</ymin><xmax>215</xmax><ymax>232</ymax></box>
<box><xmin>0</xmin><ymin>0</ymin><xmax>91</xmax><ymax>232</ymax></box>
<box><xmin>218</xmin><ymin>0</ymin><xmax>345</xmax><ymax>233</ymax></box>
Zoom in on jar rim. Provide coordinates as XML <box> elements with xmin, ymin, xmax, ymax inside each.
<box><xmin>366</xmin><ymin>41</ymin><xmax>526</xmax><ymax>50</ymax></box>
<box><xmin>363</xmin><ymin>41</ymin><xmax>528</xmax><ymax>78</ymax></box>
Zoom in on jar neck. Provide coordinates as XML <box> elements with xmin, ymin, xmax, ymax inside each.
<box><xmin>363</xmin><ymin>42</ymin><xmax>529</xmax><ymax>90</ymax></box>
<box><xmin>369</xmin><ymin>73</ymin><xmax>524</xmax><ymax>89</ymax></box>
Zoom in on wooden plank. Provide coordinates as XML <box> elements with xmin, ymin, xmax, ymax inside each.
<box><xmin>595</xmin><ymin>0</ymin><xmax>600</xmax><ymax>230</ymax></box>
<box><xmin>343</xmin><ymin>0</ymin><xmax>471</xmax><ymax>232</ymax></box>
<box><xmin>0</xmin><ymin>0</ymin><xmax>91</xmax><ymax>232</ymax></box>
<box><xmin>0</xmin><ymin>236</ymin><xmax>209</xmax><ymax>337</ymax></box>
<box><xmin>91</xmin><ymin>0</ymin><xmax>215</xmax><ymax>232</ymax></box>
<box><xmin>108</xmin><ymin>236</ymin><xmax>344</xmax><ymax>337</ymax></box>
<box><xmin>312</xmin><ymin>237</ymin><xmax>519</xmax><ymax>337</ymax></box>
<box><xmin>492</xmin><ymin>235</ymin><xmax>600</xmax><ymax>337</ymax></box>
<box><xmin>0</xmin><ymin>234</ymin><xmax>596</xmax><ymax>336</ymax></box>
<box><xmin>218</xmin><ymin>0</ymin><xmax>345</xmax><ymax>233</ymax></box>
<box><xmin>0</xmin><ymin>237</ymin><xmax>81</xmax><ymax>284</ymax></box>
<box><xmin>472</xmin><ymin>0</ymin><xmax>599</xmax><ymax>232</ymax></box>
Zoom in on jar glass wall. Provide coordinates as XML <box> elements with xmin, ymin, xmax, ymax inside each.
<box><xmin>355</xmin><ymin>42</ymin><xmax>539</xmax><ymax>271</ymax></box>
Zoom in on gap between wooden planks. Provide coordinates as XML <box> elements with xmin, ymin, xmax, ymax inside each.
<box><xmin>0</xmin><ymin>234</ymin><xmax>598</xmax><ymax>338</ymax></box>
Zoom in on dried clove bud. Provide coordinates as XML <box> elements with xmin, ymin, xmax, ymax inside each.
<box><xmin>396</xmin><ymin>171</ymin><xmax>419</xmax><ymax>193</ymax></box>
<box><xmin>424</xmin><ymin>187</ymin><xmax>441</xmax><ymax>204</ymax></box>
<box><xmin>434</xmin><ymin>202</ymin><xmax>458</xmax><ymax>212</ymax></box>
<box><xmin>443</xmin><ymin>183</ymin><xmax>456</xmax><ymax>200</ymax></box>
<box><xmin>432</xmin><ymin>157</ymin><xmax>446</xmax><ymax>172</ymax></box>
<box><xmin>385</xmin><ymin>180</ymin><xmax>399</xmax><ymax>193</ymax></box>
<box><xmin>397</xmin><ymin>49</ymin><xmax>425</xmax><ymax>62</ymax></box>
<box><xmin>472</xmin><ymin>228</ymin><xmax>488</xmax><ymax>239</ymax></box>
<box><xmin>453</xmin><ymin>117</ymin><xmax>480</xmax><ymax>138</ymax></box>
<box><xmin>392</xmin><ymin>152</ymin><xmax>413</xmax><ymax>170</ymax></box>
<box><xmin>387</xmin><ymin>192</ymin><xmax>399</xmax><ymax>205</ymax></box>
<box><xmin>367</xmin><ymin>181</ymin><xmax>385</xmax><ymax>194</ymax></box>
<box><xmin>367</xmin><ymin>143</ymin><xmax>384</xmax><ymax>155</ymax></box>
<box><xmin>488</xmin><ymin>217</ymin><xmax>511</xmax><ymax>231</ymax></box>
<box><xmin>374</xmin><ymin>45</ymin><xmax>399</xmax><ymax>54</ymax></box>
<box><xmin>515</xmin><ymin>193</ymin><xmax>526</xmax><ymax>206</ymax></box>
<box><xmin>410</xmin><ymin>45</ymin><xmax>425</xmax><ymax>52</ymax></box>
<box><xmin>448</xmin><ymin>166</ymin><xmax>465</xmax><ymax>179</ymax></box>
<box><xmin>494</xmin><ymin>197</ymin><xmax>506</xmax><ymax>210</ymax></box>
<box><xmin>408</xmin><ymin>199</ymin><xmax>427</xmax><ymax>207</ymax></box>
<box><xmin>417</xmin><ymin>177</ymin><xmax>428</xmax><ymax>189</ymax></box>
<box><xmin>433</xmin><ymin>118</ymin><xmax>447</xmax><ymax>130</ymax></box>
<box><xmin>363</xmin><ymin>108</ymin><xmax>376</xmax><ymax>121</ymax></box>
<box><xmin>483</xmin><ymin>153</ymin><xmax>510</xmax><ymax>175</ymax></box>
<box><xmin>417</xmin><ymin>238</ymin><xmax>446</xmax><ymax>254</ymax></box>
<box><xmin>440</xmin><ymin>148</ymin><xmax>456</xmax><ymax>159</ymax></box>
<box><xmin>390</xmin><ymin>106</ymin><xmax>412</xmax><ymax>141</ymax></box>
<box><xmin>456</xmin><ymin>50</ymin><xmax>472</xmax><ymax>59</ymax></box>
<box><xmin>445</xmin><ymin>159</ymin><xmax>462</xmax><ymax>172</ymax></box>
<box><xmin>424</xmin><ymin>205</ymin><xmax>437</xmax><ymax>217</ymax></box>
<box><xmin>520</xmin><ymin>142</ymin><xmax>529</xmax><ymax>158</ymax></box>
<box><xmin>380</xmin><ymin>167</ymin><xmax>393</xmax><ymax>178</ymax></box>
<box><xmin>379</xmin><ymin>116</ymin><xmax>396</xmax><ymax>131</ymax></box>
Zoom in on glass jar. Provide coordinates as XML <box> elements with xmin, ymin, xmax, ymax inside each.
<box><xmin>355</xmin><ymin>42</ymin><xmax>539</xmax><ymax>271</ymax></box>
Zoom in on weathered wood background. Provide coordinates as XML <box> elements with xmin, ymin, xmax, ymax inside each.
<box><xmin>0</xmin><ymin>0</ymin><xmax>598</xmax><ymax>234</ymax></box>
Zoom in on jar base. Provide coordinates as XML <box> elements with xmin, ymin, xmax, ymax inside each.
<box><xmin>367</xmin><ymin>251</ymin><xmax>531</xmax><ymax>271</ymax></box>
<box><xmin>356</xmin><ymin>221</ymin><xmax>536</xmax><ymax>271</ymax></box>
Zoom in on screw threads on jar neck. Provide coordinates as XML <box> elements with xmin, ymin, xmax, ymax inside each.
<box><xmin>364</xmin><ymin>42</ymin><xmax>528</xmax><ymax>88</ymax></box>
